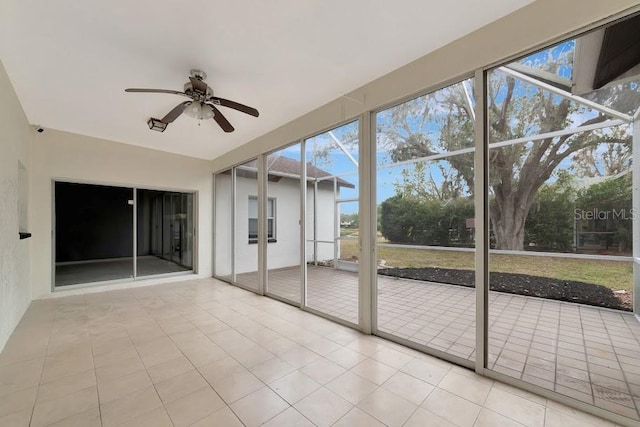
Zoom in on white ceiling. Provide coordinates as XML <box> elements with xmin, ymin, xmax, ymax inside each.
<box><xmin>1</xmin><ymin>0</ymin><xmax>531</xmax><ymax>160</ymax></box>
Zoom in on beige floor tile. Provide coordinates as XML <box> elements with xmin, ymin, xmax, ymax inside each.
<box><xmin>31</xmin><ymin>386</ymin><xmax>98</xmax><ymax>427</ymax></box>
<box><xmin>181</xmin><ymin>342</ymin><xmax>229</xmax><ymax>368</ymax></box>
<box><xmin>295</xmin><ymin>387</ymin><xmax>353</xmax><ymax>427</ymax></box>
<box><xmin>164</xmin><ymin>386</ymin><xmax>225</xmax><ymax>427</ymax></box>
<box><xmin>190</xmin><ymin>406</ymin><xmax>244</xmax><ymax>427</ymax></box>
<box><xmin>401</xmin><ymin>357</ymin><xmax>451</xmax><ymax>386</ymax></box>
<box><xmin>484</xmin><ymin>387</ymin><xmax>545</xmax><ymax>427</ymax></box>
<box><xmin>0</xmin><ymin>358</ymin><xmax>43</xmax><ymax>396</ymax></box>
<box><xmin>371</xmin><ymin>346</ymin><xmax>415</xmax><ymax>369</ymax></box>
<box><xmin>300</xmin><ymin>358</ymin><xmax>346</xmax><ymax>385</ymax></box>
<box><xmin>261</xmin><ymin>407</ymin><xmax>315</xmax><ymax>427</ymax></box>
<box><xmin>474</xmin><ymin>408</ymin><xmax>526</xmax><ymax>427</ymax></box>
<box><xmin>422</xmin><ymin>388</ymin><xmax>482</xmax><ymax>427</ymax></box>
<box><xmin>325</xmin><ymin>347</ymin><xmax>369</xmax><ymax>369</ymax></box>
<box><xmin>46</xmin><ymin>407</ymin><xmax>101</xmax><ymax>427</ymax></box>
<box><xmin>0</xmin><ymin>387</ymin><xmax>37</xmax><ymax>418</ymax></box>
<box><xmin>351</xmin><ymin>358</ymin><xmax>397</xmax><ymax>385</ymax></box>
<box><xmin>135</xmin><ymin>337</ymin><xmax>183</xmax><ymax>368</ymax></box>
<box><xmin>545</xmin><ymin>399</ymin><xmax>617</xmax><ymax>426</ymax></box>
<box><xmin>302</xmin><ymin>337</ymin><xmax>342</xmax><ymax>356</ymax></box>
<box><xmin>357</xmin><ymin>387</ymin><xmax>417</xmax><ymax>427</ymax></box>
<box><xmin>0</xmin><ymin>409</ymin><xmax>31</xmax><ymax>427</ymax></box>
<box><xmin>210</xmin><ymin>369</ymin><xmax>264</xmax><ymax>403</ymax></box>
<box><xmin>155</xmin><ymin>369</ymin><xmax>208</xmax><ymax>404</ymax></box>
<box><xmin>230</xmin><ymin>387</ymin><xmax>290</xmax><ymax>427</ymax></box>
<box><xmin>97</xmin><ymin>369</ymin><xmax>152</xmax><ymax>403</ymax></box>
<box><xmin>326</xmin><ymin>371</ymin><xmax>378</xmax><ymax>405</ymax></box>
<box><xmin>99</xmin><ymin>385</ymin><xmax>162</xmax><ymax>427</ymax></box>
<box><xmin>250</xmin><ymin>357</ymin><xmax>296</xmax><ymax>384</ymax></box>
<box><xmin>198</xmin><ymin>356</ymin><xmax>246</xmax><ymax>384</ymax></box>
<box><xmin>117</xmin><ymin>407</ymin><xmax>174</xmax><ymax>427</ymax></box>
<box><xmin>382</xmin><ymin>371</ymin><xmax>434</xmax><ymax>405</ymax></box>
<box><xmin>439</xmin><ymin>371</ymin><xmax>494</xmax><ymax>405</ymax></box>
<box><xmin>146</xmin><ymin>356</ymin><xmax>194</xmax><ymax>384</ymax></box>
<box><xmin>279</xmin><ymin>346</ymin><xmax>322</xmax><ymax>368</ymax></box>
<box><xmin>333</xmin><ymin>406</ymin><xmax>386</xmax><ymax>427</ymax></box>
<box><xmin>269</xmin><ymin>370</ymin><xmax>321</xmax><ymax>404</ymax></box>
<box><xmin>94</xmin><ymin>355</ymin><xmax>145</xmax><ymax>383</ymax></box>
<box><xmin>92</xmin><ymin>345</ymin><xmax>138</xmax><ymax>368</ymax></box>
<box><xmin>404</xmin><ymin>407</ymin><xmax>457</xmax><ymax>427</ymax></box>
<box><xmin>37</xmin><ymin>369</ymin><xmax>96</xmax><ymax>402</ymax></box>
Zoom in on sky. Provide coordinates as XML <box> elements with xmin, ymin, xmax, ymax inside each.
<box><xmin>269</xmin><ymin>37</ymin><xmax>636</xmax><ymax>216</ymax></box>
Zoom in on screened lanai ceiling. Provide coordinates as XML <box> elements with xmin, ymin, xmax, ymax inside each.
<box><xmin>0</xmin><ymin>0</ymin><xmax>533</xmax><ymax>160</ymax></box>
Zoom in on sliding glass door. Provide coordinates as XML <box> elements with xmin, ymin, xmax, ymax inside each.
<box><xmin>136</xmin><ymin>190</ymin><xmax>194</xmax><ymax>277</ymax></box>
<box><xmin>233</xmin><ymin>159</ymin><xmax>260</xmax><ymax>291</ymax></box>
<box><xmin>374</xmin><ymin>79</ymin><xmax>476</xmax><ymax>364</ymax></box>
<box><xmin>305</xmin><ymin>120</ymin><xmax>360</xmax><ymax>325</ymax></box>
<box><xmin>266</xmin><ymin>144</ymin><xmax>303</xmax><ymax>304</ymax></box>
<box><xmin>54</xmin><ymin>181</ymin><xmax>195</xmax><ymax>287</ymax></box>
<box><xmin>55</xmin><ymin>182</ymin><xmax>134</xmax><ymax>286</ymax></box>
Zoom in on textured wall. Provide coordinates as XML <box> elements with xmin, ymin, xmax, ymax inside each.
<box><xmin>30</xmin><ymin>129</ymin><xmax>213</xmax><ymax>299</ymax></box>
<box><xmin>0</xmin><ymin>60</ymin><xmax>32</xmax><ymax>352</ymax></box>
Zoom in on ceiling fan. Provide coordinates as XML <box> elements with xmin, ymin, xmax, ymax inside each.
<box><xmin>125</xmin><ymin>69</ymin><xmax>259</xmax><ymax>133</ymax></box>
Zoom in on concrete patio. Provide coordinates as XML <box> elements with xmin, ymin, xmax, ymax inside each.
<box><xmin>238</xmin><ymin>265</ymin><xmax>640</xmax><ymax>421</ymax></box>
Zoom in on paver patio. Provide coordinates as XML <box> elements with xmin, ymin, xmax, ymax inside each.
<box><xmin>237</xmin><ymin>265</ymin><xmax>640</xmax><ymax>420</ymax></box>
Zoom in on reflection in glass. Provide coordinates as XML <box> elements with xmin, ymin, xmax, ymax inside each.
<box><xmin>136</xmin><ymin>189</ymin><xmax>193</xmax><ymax>277</ymax></box>
<box><xmin>55</xmin><ymin>182</ymin><xmax>134</xmax><ymax>286</ymax></box>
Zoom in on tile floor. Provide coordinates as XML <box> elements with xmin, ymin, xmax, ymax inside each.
<box><xmin>0</xmin><ymin>277</ymin><xmax>628</xmax><ymax>426</ymax></box>
<box><xmin>239</xmin><ymin>266</ymin><xmax>640</xmax><ymax>421</ymax></box>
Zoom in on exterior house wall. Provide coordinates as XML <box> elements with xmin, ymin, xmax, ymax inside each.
<box><xmin>0</xmin><ymin>60</ymin><xmax>32</xmax><ymax>352</ymax></box>
<box><xmin>214</xmin><ymin>173</ymin><xmax>337</xmax><ymax>276</ymax></box>
<box><xmin>30</xmin><ymin>129</ymin><xmax>213</xmax><ymax>300</ymax></box>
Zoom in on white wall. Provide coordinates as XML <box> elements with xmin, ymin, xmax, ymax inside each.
<box><xmin>0</xmin><ymin>60</ymin><xmax>32</xmax><ymax>352</ymax></box>
<box><xmin>30</xmin><ymin>129</ymin><xmax>213</xmax><ymax>299</ymax></box>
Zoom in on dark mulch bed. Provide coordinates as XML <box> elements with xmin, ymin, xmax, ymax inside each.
<box><xmin>377</xmin><ymin>267</ymin><xmax>631</xmax><ymax>311</ymax></box>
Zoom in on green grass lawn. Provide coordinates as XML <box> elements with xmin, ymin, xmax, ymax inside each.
<box><xmin>338</xmin><ymin>231</ymin><xmax>632</xmax><ymax>292</ymax></box>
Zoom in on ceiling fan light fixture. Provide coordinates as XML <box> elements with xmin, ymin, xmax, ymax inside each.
<box><xmin>201</xmin><ymin>104</ymin><xmax>215</xmax><ymax>120</ymax></box>
<box><xmin>184</xmin><ymin>101</ymin><xmax>215</xmax><ymax>120</ymax></box>
<box><xmin>147</xmin><ymin>117</ymin><xmax>167</xmax><ymax>132</ymax></box>
<box><xmin>184</xmin><ymin>101</ymin><xmax>202</xmax><ymax>119</ymax></box>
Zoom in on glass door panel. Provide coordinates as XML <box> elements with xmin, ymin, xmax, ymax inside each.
<box><xmin>375</xmin><ymin>79</ymin><xmax>476</xmax><ymax>363</ymax></box>
<box><xmin>234</xmin><ymin>160</ymin><xmax>260</xmax><ymax>291</ymax></box>
<box><xmin>214</xmin><ymin>170</ymin><xmax>233</xmax><ymax>281</ymax></box>
<box><xmin>54</xmin><ymin>182</ymin><xmax>134</xmax><ymax>286</ymax></box>
<box><xmin>136</xmin><ymin>189</ymin><xmax>193</xmax><ymax>277</ymax></box>
<box><xmin>485</xmin><ymin>22</ymin><xmax>640</xmax><ymax>421</ymax></box>
<box><xmin>305</xmin><ymin>121</ymin><xmax>359</xmax><ymax>324</ymax></box>
<box><xmin>266</xmin><ymin>144</ymin><xmax>303</xmax><ymax>303</ymax></box>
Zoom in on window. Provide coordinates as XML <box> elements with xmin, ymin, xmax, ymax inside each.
<box><xmin>248</xmin><ymin>196</ymin><xmax>276</xmax><ymax>243</ymax></box>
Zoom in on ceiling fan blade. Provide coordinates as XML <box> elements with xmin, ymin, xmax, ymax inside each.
<box><xmin>189</xmin><ymin>77</ymin><xmax>209</xmax><ymax>94</ymax></box>
<box><xmin>125</xmin><ymin>88</ymin><xmax>190</xmax><ymax>98</ymax></box>
<box><xmin>161</xmin><ymin>101</ymin><xmax>191</xmax><ymax>123</ymax></box>
<box><xmin>211</xmin><ymin>97</ymin><xmax>259</xmax><ymax>117</ymax></box>
<box><xmin>209</xmin><ymin>105</ymin><xmax>234</xmax><ymax>132</ymax></box>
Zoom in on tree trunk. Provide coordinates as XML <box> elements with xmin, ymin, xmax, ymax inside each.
<box><xmin>490</xmin><ymin>196</ymin><xmax>529</xmax><ymax>251</ymax></box>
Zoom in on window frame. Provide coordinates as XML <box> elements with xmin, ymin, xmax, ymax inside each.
<box><xmin>248</xmin><ymin>195</ymin><xmax>277</xmax><ymax>243</ymax></box>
